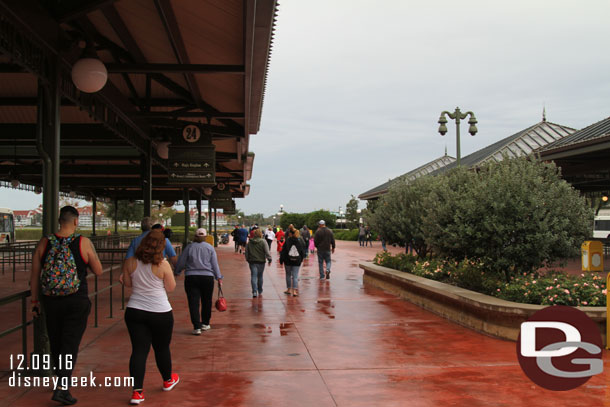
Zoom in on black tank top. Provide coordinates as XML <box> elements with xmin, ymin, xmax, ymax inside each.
<box><xmin>43</xmin><ymin>234</ymin><xmax>89</xmax><ymax>297</ymax></box>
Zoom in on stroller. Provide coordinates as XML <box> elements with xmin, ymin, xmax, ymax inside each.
<box><xmin>220</xmin><ymin>233</ymin><xmax>230</xmax><ymax>244</ymax></box>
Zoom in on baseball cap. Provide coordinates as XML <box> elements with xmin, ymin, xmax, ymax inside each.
<box><xmin>196</xmin><ymin>228</ymin><xmax>207</xmax><ymax>237</ymax></box>
<box><xmin>319</xmin><ymin>220</ymin><xmax>325</xmax><ymax>225</ymax></box>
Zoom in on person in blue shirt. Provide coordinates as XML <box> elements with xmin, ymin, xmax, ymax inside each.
<box><xmin>125</xmin><ymin>217</ymin><xmax>177</xmax><ymax>267</ymax></box>
<box><xmin>235</xmin><ymin>225</ymin><xmax>249</xmax><ymax>254</ymax></box>
<box><xmin>175</xmin><ymin>228</ymin><xmax>223</xmax><ymax>334</ymax></box>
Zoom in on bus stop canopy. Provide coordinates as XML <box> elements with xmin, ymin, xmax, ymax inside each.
<box><xmin>0</xmin><ymin>0</ymin><xmax>278</xmax><ymax>201</ymax></box>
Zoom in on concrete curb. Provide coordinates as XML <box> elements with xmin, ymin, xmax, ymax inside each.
<box><xmin>359</xmin><ymin>261</ymin><xmax>607</xmax><ymax>343</ymax></box>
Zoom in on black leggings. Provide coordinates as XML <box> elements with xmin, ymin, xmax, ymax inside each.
<box><xmin>185</xmin><ymin>275</ymin><xmax>215</xmax><ymax>329</ymax></box>
<box><xmin>42</xmin><ymin>295</ymin><xmax>91</xmax><ymax>383</ymax></box>
<box><xmin>124</xmin><ymin>307</ymin><xmax>174</xmax><ymax>390</ymax></box>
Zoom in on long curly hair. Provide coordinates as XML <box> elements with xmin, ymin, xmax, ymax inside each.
<box><xmin>135</xmin><ymin>230</ymin><xmax>165</xmax><ymax>265</ymax></box>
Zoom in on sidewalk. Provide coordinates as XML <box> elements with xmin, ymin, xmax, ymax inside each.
<box><xmin>1</xmin><ymin>240</ymin><xmax>609</xmax><ymax>406</ymax></box>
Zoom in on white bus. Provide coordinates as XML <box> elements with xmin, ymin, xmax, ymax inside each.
<box><xmin>593</xmin><ymin>215</ymin><xmax>610</xmax><ymax>239</ymax></box>
<box><xmin>0</xmin><ymin>208</ymin><xmax>15</xmax><ymax>244</ymax></box>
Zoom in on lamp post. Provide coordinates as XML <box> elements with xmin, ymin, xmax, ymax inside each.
<box><xmin>438</xmin><ymin>107</ymin><xmax>478</xmax><ymax>167</ymax></box>
<box><xmin>338</xmin><ymin>206</ymin><xmax>342</xmax><ymax>229</ymax></box>
<box><xmin>273</xmin><ymin>216</ymin><xmax>276</xmax><ymax>226</ymax></box>
<box><xmin>357</xmin><ymin>208</ymin><xmax>362</xmax><ymax>226</ymax></box>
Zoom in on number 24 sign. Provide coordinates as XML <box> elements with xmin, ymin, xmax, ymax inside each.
<box><xmin>182</xmin><ymin>125</ymin><xmax>201</xmax><ymax>143</ymax></box>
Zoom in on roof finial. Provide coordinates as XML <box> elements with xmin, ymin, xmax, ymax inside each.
<box><xmin>542</xmin><ymin>103</ymin><xmax>546</xmax><ymax>122</ymax></box>
<box><xmin>444</xmin><ymin>144</ymin><xmax>448</xmax><ymax>156</ymax></box>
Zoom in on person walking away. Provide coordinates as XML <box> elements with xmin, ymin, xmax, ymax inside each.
<box><xmin>30</xmin><ymin>206</ymin><xmax>103</xmax><ymax>405</ymax></box>
<box><xmin>230</xmin><ymin>225</ymin><xmax>239</xmax><ymax>253</ymax></box>
<box><xmin>280</xmin><ymin>227</ymin><xmax>306</xmax><ymax>296</ymax></box>
<box><xmin>264</xmin><ymin>226</ymin><xmax>275</xmax><ymax>250</ymax></box>
<box><xmin>236</xmin><ymin>225</ymin><xmax>249</xmax><ymax>254</ymax></box>
<box><xmin>275</xmin><ymin>227</ymin><xmax>285</xmax><ymax>253</ymax></box>
<box><xmin>126</xmin><ymin>217</ymin><xmax>177</xmax><ymax>267</ymax></box>
<box><xmin>175</xmin><ymin>228</ymin><xmax>223</xmax><ymax>334</ymax></box>
<box><xmin>358</xmin><ymin>225</ymin><xmax>366</xmax><ymax>247</ymax></box>
<box><xmin>300</xmin><ymin>225</ymin><xmax>311</xmax><ymax>259</ymax></box>
<box><xmin>122</xmin><ymin>230</ymin><xmax>178</xmax><ymax>405</ymax></box>
<box><xmin>245</xmin><ymin>228</ymin><xmax>272</xmax><ymax>298</ymax></box>
<box><xmin>365</xmin><ymin>226</ymin><xmax>373</xmax><ymax>247</ymax></box>
<box><xmin>314</xmin><ymin>220</ymin><xmax>335</xmax><ymax>280</ymax></box>
<box><xmin>308</xmin><ymin>235</ymin><xmax>316</xmax><ymax>254</ymax></box>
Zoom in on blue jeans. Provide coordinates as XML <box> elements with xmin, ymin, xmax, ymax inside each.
<box><xmin>249</xmin><ymin>263</ymin><xmax>265</xmax><ymax>295</ymax></box>
<box><xmin>317</xmin><ymin>251</ymin><xmax>332</xmax><ymax>278</ymax></box>
<box><xmin>285</xmin><ymin>265</ymin><xmax>300</xmax><ymax>289</ymax></box>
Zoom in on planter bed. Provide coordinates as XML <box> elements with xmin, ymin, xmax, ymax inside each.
<box><xmin>360</xmin><ymin>262</ymin><xmax>607</xmax><ymax>344</ymax></box>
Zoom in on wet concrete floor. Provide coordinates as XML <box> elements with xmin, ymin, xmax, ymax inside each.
<box><xmin>1</xmin><ymin>240</ymin><xmax>609</xmax><ymax>406</ymax></box>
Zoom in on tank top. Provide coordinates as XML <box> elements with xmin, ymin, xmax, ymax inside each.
<box><xmin>126</xmin><ymin>260</ymin><xmax>172</xmax><ymax>313</ymax></box>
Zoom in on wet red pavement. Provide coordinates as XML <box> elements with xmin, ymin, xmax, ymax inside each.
<box><xmin>2</xmin><ymin>240</ymin><xmax>610</xmax><ymax>406</ymax></box>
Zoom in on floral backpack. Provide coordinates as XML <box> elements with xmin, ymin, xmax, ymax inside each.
<box><xmin>40</xmin><ymin>234</ymin><xmax>81</xmax><ymax>296</ymax></box>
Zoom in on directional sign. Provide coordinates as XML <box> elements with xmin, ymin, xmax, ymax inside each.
<box><xmin>167</xmin><ymin>145</ymin><xmax>216</xmax><ymax>185</ymax></box>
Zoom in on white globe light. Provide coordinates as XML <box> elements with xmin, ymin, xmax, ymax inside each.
<box><xmin>71</xmin><ymin>58</ymin><xmax>108</xmax><ymax>93</ymax></box>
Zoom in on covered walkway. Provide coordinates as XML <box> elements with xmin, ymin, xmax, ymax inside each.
<box><xmin>2</xmin><ymin>241</ymin><xmax>609</xmax><ymax>406</ymax></box>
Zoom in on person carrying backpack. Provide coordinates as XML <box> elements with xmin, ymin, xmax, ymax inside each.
<box><xmin>29</xmin><ymin>206</ymin><xmax>103</xmax><ymax>405</ymax></box>
<box><xmin>279</xmin><ymin>227</ymin><xmax>305</xmax><ymax>296</ymax></box>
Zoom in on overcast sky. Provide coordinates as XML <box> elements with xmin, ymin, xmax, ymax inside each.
<box><xmin>1</xmin><ymin>0</ymin><xmax>609</xmax><ymax>216</ymax></box>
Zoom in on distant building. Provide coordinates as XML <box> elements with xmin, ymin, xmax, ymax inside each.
<box><xmin>13</xmin><ymin>205</ymin><xmax>43</xmax><ymax>227</ymax></box>
<box><xmin>76</xmin><ymin>206</ymin><xmax>111</xmax><ymax>229</ymax></box>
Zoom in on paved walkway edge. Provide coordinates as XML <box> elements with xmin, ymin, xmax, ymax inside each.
<box><xmin>359</xmin><ymin>262</ymin><xmax>607</xmax><ymax>343</ymax></box>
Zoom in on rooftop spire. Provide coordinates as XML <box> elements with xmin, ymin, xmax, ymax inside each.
<box><xmin>542</xmin><ymin>104</ymin><xmax>546</xmax><ymax>122</ymax></box>
<box><xmin>444</xmin><ymin>144</ymin><xmax>448</xmax><ymax>156</ymax></box>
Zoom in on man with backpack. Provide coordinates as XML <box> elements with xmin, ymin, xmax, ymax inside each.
<box><xmin>313</xmin><ymin>220</ymin><xmax>335</xmax><ymax>280</ymax></box>
<box><xmin>29</xmin><ymin>206</ymin><xmax>103</xmax><ymax>405</ymax></box>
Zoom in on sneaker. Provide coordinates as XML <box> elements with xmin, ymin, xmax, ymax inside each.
<box><xmin>201</xmin><ymin>325</ymin><xmax>211</xmax><ymax>331</ymax></box>
<box><xmin>326</xmin><ymin>270</ymin><xmax>330</xmax><ymax>279</ymax></box>
<box><xmin>52</xmin><ymin>389</ymin><xmax>77</xmax><ymax>405</ymax></box>
<box><xmin>252</xmin><ymin>293</ymin><xmax>258</xmax><ymax>298</ymax></box>
<box><xmin>192</xmin><ymin>328</ymin><xmax>202</xmax><ymax>335</ymax></box>
<box><xmin>130</xmin><ymin>390</ymin><xmax>145</xmax><ymax>404</ymax></box>
<box><xmin>163</xmin><ymin>373</ymin><xmax>180</xmax><ymax>391</ymax></box>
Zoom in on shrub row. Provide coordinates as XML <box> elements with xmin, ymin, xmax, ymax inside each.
<box><xmin>373</xmin><ymin>251</ymin><xmax>606</xmax><ymax>306</ymax></box>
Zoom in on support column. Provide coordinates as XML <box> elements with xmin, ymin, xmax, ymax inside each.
<box><xmin>141</xmin><ymin>142</ymin><xmax>152</xmax><ymax>217</ymax></box>
<box><xmin>37</xmin><ymin>74</ymin><xmax>60</xmax><ymax>236</ymax></box>
<box><xmin>208</xmin><ymin>203</ymin><xmax>212</xmax><ymax>238</ymax></box>
<box><xmin>196</xmin><ymin>195</ymin><xmax>202</xmax><ymax>228</ymax></box>
<box><xmin>214</xmin><ymin>208</ymin><xmax>217</xmax><ymax>247</ymax></box>
<box><xmin>183</xmin><ymin>189</ymin><xmax>189</xmax><ymax>248</ymax></box>
<box><xmin>92</xmin><ymin>196</ymin><xmax>97</xmax><ymax>236</ymax></box>
<box><xmin>114</xmin><ymin>197</ymin><xmax>119</xmax><ymax>234</ymax></box>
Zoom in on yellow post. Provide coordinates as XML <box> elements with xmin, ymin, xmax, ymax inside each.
<box><xmin>607</xmin><ymin>273</ymin><xmax>610</xmax><ymax>349</ymax></box>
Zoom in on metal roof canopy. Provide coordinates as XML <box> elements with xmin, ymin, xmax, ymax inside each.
<box><xmin>540</xmin><ymin>116</ymin><xmax>610</xmax><ymax>193</ymax></box>
<box><xmin>0</xmin><ymin>0</ymin><xmax>278</xmax><ymax>203</ymax></box>
<box><xmin>359</xmin><ymin>120</ymin><xmax>577</xmax><ymax>201</ymax></box>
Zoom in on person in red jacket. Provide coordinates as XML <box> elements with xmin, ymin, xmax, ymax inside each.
<box><xmin>275</xmin><ymin>228</ymin><xmax>285</xmax><ymax>252</ymax></box>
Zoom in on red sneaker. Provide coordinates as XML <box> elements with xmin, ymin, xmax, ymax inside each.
<box><xmin>163</xmin><ymin>373</ymin><xmax>180</xmax><ymax>391</ymax></box>
<box><xmin>130</xmin><ymin>390</ymin><xmax>145</xmax><ymax>404</ymax></box>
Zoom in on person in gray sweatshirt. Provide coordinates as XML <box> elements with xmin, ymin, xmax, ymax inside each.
<box><xmin>244</xmin><ymin>228</ymin><xmax>272</xmax><ymax>298</ymax></box>
<box><xmin>175</xmin><ymin>228</ymin><xmax>223</xmax><ymax>335</ymax></box>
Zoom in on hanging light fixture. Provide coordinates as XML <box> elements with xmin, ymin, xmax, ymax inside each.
<box><xmin>71</xmin><ymin>41</ymin><xmax>107</xmax><ymax>93</ymax></box>
<box><xmin>204</xmin><ymin>187</ymin><xmax>213</xmax><ymax>196</ymax></box>
<box><xmin>10</xmin><ymin>178</ymin><xmax>20</xmax><ymax>188</ymax></box>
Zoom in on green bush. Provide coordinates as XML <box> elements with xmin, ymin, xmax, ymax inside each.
<box><xmin>424</xmin><ymin>157</ymin><xmax>593</xmax><ymax>281</ymax></box>
<box><xmin>369</xmin><ymin>157</ymin><xmax>593</xmax><ymax>279</ymax></box>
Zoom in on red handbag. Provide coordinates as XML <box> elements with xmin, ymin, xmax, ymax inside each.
<box><xmin>215</xmin><ymin>283</ymin><xmax>227</xmax><ymax>312</ymax></box>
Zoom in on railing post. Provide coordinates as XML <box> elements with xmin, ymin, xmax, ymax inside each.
<box><xmin>21</xmin><ymin>296</ymin><xmax>27</xmax><ymax>368</ymax></box>
<box><xmin>13</xmin><ymin>248</ymin><xmax>16</xmax><ymax>282</ymax></box>
<box><xmin>94</xmin><ymin>275</ymin><xmax>98</xmax><ymax>328</ymax></box>
<box><xmin>109</xmin><ymin>251</ymin><xmax>114</xmax><ymax>318</ymax></box>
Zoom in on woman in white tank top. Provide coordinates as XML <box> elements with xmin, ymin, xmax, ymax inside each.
<box><xmin>122</xmin><ymin>230</ymin><xmax>178</xmax><ymax>405</ymax></box>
